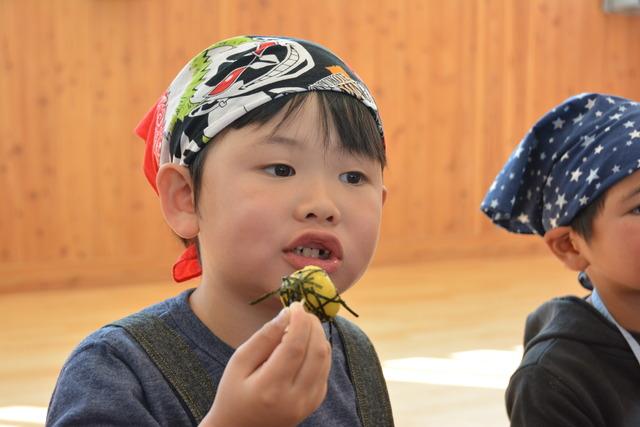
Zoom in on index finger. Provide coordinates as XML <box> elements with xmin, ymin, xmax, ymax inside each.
<box><xmin>256</xmin><ymin>302</ymin><xmax>314</xmax><ymax>384</ymax></box>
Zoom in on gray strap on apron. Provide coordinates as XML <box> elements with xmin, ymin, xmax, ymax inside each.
<box><xmin>111</xmin><ymin>313</ymin><xmax>393</xmax><ymax>427</ymax></box>
<box><xmin>334</xmin><ymin>316</ymin><xmax>395</xmax><ymax>427</ymax></box>
<box><xmin>109</xmin><ymin>312</ymin><xmax>215</xmax><ymax>425</ymax></box>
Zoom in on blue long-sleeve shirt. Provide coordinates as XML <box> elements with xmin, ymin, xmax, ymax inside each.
<box><xmin>47</xmin><ymin>289</ymin><xmax>361</xmax><ymax>426</ymax></box>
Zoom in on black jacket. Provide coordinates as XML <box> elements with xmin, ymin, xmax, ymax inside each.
<box><xmin>506</xmin><ymin>296</ymin><xmax>640</xmax><ymax>426</ymax></box>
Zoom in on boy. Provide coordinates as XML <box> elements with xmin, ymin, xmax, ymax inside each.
<box><xmin>481</xmin><ymin>93</ymin><xmax>640</xmax><ymax>426</ymax></box>
<box><xmin>47</xmin><ymin>36</ymin><xmax>393</xmax><ymax>427</ymax></box>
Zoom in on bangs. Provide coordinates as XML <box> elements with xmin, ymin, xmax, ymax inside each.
<box><xmin>190</xmin><ymin>91</ymin><xmax>386</xmax><ymax>213</ymax></box>
<box><xmin>228</xmin><ymin>91</ymin><xmax>386</xmax><ymax>167</ymax></box>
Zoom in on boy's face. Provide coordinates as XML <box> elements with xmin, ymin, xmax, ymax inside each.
<box><xmin>578</xmin><ymin>170</ymin><xmax>640</xmax><ymax>294</ymax></box>
<box><xmin>194</xmin><ymin>96</ymin><xmax>386</xmax><ymax>303</ymax></box>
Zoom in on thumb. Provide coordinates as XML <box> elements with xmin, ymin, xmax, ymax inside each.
<box><xmin>230</xmin><ymin>306</ymin><xmax>291</xmax><ymax>376</ymax></box>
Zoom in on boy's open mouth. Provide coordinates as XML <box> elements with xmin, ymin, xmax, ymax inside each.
<box><xmin>292</xmin><ymin>246</ymin><xmax>331</xmax><ymax>260</ymax></box>
<box><xmin>283</xmin><ymin>232</ymin><xmax>343</xmax><ymax>272</ymax></box>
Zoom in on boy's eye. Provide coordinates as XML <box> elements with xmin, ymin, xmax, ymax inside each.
<box><xmin>265</xmin><ymin>164</ymin><xmax>295</xmax><ymax>177</ymax></box>
<box><xmin>340</xmin><ymin>171</ymin><xmax>366</xmax><ymax>185</ymax></box>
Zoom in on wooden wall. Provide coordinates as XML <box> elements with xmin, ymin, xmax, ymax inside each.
<box><xmin>2</xmin><ymin>0</ymin><xmax>640</xmax><ymax>291</ymax></box>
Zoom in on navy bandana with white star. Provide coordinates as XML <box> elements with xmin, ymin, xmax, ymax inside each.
<box><xmin>481</xmin><ymin>93</ymin><xmax>640</xmax><ymax>235</ymax></box>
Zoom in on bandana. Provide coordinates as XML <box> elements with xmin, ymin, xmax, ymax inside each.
<box><xmin>481</xmin><ymin>93</ymin><xmax>640</xmax><ymax>235</ymax></box>
<box><xmin>135</xmin><ymin>35</ymin><xmax>384</xmax><ymax>282</ymax></box>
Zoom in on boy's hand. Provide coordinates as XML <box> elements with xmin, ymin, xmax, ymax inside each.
<box><xmin>200</xmin><ymin>302</ymin><xmax>332</xmax><ymax>427</ymax></box>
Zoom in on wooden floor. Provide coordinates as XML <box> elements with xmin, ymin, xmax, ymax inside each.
<box><xmin>1</xmin><ymin>254</ymin><xmax>583</xmax><ymax>427</ymax></box>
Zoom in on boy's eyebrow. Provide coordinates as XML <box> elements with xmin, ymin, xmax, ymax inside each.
<box><xmin>624</xmin><ymin>185</ymin><xmax>640</xmax><ymax>201</ymax></box>
<box><xmin>258</xmin><ymin>135</ymin><xmax>303</xmax><ymax>146</ymax></box>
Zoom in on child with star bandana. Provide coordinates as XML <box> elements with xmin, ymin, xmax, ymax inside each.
<box><xmin>47</xmin><ymin>36</ymin><xmax>393</xmax><ymax>427</ymax></box>
<box><xmin>482</xmin><ymin>93</ymin><xmax>640</xmax><ymax>426</ymax></box>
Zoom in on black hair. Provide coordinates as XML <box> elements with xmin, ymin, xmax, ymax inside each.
<box><xmin>182</xmin><ymin>90</ymin><xmax>386</xmax><ymax>247</ymax></box>
<box><xmin>569</xmin><ymin>191</ymin><xmax>606</xmax><ymax>242</ymax></box>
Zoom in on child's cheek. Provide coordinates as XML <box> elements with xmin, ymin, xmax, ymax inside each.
<box><xmin>344</xmin><ymin>200</ymin><xmax>382</xmax><ymax>276</ymax></box>
<box><xmin>615</xmin><ymin>220</ymin><xmax>640</xmax><ymax>251</ymax></box>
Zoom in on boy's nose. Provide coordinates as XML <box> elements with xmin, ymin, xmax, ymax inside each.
<box><xmin>294</xmin><ymin>191</ymin><xmax>341</xmax><ymax>225</ymax></box>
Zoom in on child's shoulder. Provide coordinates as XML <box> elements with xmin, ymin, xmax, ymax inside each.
<box><xmin>64</xmin><ymin>291</ymin><xmax>183</xmax><ymax>365</ymax></box>
<box><xmin>47</xmin><ymin>290</ymin><xmax>200</xmax><ymax>425</ymax></box>
<box><xmin>522</xmin><ymin>295</ymin><xmax>625</xmax><ymax>359</ymax></box>
<box><xmin>513</xmin><ymin>294</ymin><xmax>635</xmax><ymax>390</ymax></box>
<box><xmin>508</xmin><ymin>294</ymin><xmax>640</xmax><ymax>425</ymax></box>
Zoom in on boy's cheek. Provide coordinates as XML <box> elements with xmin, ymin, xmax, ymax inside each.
<box><xmin>348</xmin><ymin>196</ymin><xmax>383</xmax><ymax>235</ymax></box>
<box><xmin>344</xmin><ymin>218</ymin><xmax>381</xmax><ymax>267</ymax></box>
<box><xmin>353</xmin><ymin>199</ymin><xmax>384</xmax><ymax>231</ymax></box>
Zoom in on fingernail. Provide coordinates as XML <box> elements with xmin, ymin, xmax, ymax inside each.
<box><xmin>273</xmin><ymin>306</ymin><xmax>290</xmax><ymax>327</ymax></box>
<box><xmin>290</xmin><ymin>301</ymin><xmax>303</xmax><ymax>311</ymax></box>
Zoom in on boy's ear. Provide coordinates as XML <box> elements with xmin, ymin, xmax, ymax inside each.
<box><xmin>382</xmin><ymin>185</ymin><xmax>388</xmax><ymax>205</ymax></box>
<box><xmin>543</xmin><ymin>226</ymin><xmax>589</xmax><ymax>271</ymax></box>
<box><xmin>156</xmin><ymin>164</ymin><xmax>199</xmax><ymax>239</ymax></box>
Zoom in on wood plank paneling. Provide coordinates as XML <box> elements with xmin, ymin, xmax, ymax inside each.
<box><xmin>1</xmin><ymin>0</ymin><xmax>639</xmax><ymax>290</ymax></box>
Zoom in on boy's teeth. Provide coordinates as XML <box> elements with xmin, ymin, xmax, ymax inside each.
<box><xmin>294</xmin><ymin>246</ymin><xmax>330</xmax><ymax>259</ymax></box>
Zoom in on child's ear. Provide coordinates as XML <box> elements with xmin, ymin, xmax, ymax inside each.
<box><xmin>156</xmin><ymin>164</ymin><xmax>199</xmax><ymax>239</ymax></box>
<box><xmin>382</xmin><ymin>186</ymin><xmax>388</xmax><ymax>205</ymax></box>
<box><xmin>543</xmin><ymin>226</ymin><xmax>589</xmax><ymax>271</ymax></box>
